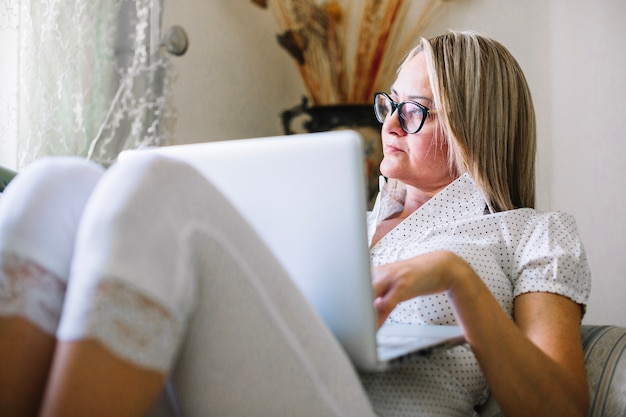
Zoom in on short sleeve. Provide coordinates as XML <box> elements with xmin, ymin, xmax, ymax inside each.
<box><xmin>513</xmin><ymin>211</ymin><xmax>591</xmax><ymax>306</ymax></box>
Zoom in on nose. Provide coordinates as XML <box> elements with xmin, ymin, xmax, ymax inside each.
<box><xmin>382</xmin><ymin>108</ymin><xmax>406</xmax><ymax>137</ymax></box>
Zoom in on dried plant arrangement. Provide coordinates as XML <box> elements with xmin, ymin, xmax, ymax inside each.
<box><xmin>251</xmin><ymin>0</ymin><xmax>456</xmax><ymax>105</ymax></box>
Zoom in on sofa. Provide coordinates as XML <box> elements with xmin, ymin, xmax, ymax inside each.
<box><xmin>477</xmin><ymin>325</ymin><xmax>626</xmax><ymax>417</ymax></box>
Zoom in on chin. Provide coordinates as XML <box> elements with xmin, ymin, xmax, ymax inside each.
<box><xmin>379</xmin><ymin>159</ymin><xmax>401</xmax><ymax>180</ymax></box>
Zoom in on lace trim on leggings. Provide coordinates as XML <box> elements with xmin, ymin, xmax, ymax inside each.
<box><xmin>65</xmin><ymin>278</ymin><xmax>186</xmax><ymax>373</ymax></box>
<box><xmin>0</xmin><ymin>252</ymin><xmax>66</xmax><ymax>334</ymax></box>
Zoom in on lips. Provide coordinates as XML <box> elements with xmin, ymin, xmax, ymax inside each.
<box><xmin>383</xmin><ymin>142</ymin><xmax>405</xmax><ymax>153</ymax></box>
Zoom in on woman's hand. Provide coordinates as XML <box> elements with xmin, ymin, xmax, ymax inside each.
<box><xmin>371</xmin><ymin>250</ymin><xmax>477</xmax><ymax>328</ymax></box>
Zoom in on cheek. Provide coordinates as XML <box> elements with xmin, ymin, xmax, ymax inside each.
<box><xmin>411</xmin><ymin>138</ymin><xmax>448</xmax><ymax>164</ymax></box>
<box><xmin>433</xmin><ymin>141</ymin><xmax>450</xmax><ymax>162</ymax></box>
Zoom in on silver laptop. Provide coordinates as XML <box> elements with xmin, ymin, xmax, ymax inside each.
<box><xmin>119</xmin><ymin>130</ymin><xmax>465</xmax><ymax>371</ymax></box>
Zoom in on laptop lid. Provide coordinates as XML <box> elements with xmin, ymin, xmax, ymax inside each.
<box><xmin>120</xmin><ymin>131</ymin><xmax>380</xmax><ymax>368</ymax></box>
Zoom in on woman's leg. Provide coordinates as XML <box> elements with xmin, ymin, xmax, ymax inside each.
<box><xmin>172</xmin><ymin>226</ymin><xmax>377</xmax><ymax>417</ymax></box>
<box><xmin>0</xmin><ymin>157</ymin><xmax>104</xmax><ymax>416</ymax></box>
<box><xmin>41</xmin><ymin>339</ymin><xmax>167</xmax><ymax>417</ymax></box>
<box><xmin>42</xmin><ymin>154</ymin><xmax>375</xmax><ymax>417</ymax></box>
<box><xmin>0</xmin><ymin>315</ymin><xmax>57</xmax><ymax>417</ymax></box>
<box><xmin>39</xmin><ymin>155</ymin><xmax>181</xmax><ymax>417</ymax></box>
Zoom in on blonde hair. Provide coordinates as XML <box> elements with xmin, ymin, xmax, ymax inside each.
<box><xmin>405</xmin><ymin>31</ymin><xmax>536</xmax><ymax>211</ymax></box>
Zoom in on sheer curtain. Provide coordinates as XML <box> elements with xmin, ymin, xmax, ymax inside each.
<box><xmin>0</xmin><ymin>0</ymin><xmax>177</xmax><ymax>170</ymax></box>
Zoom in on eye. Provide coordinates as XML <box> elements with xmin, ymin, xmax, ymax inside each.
<box><xmin>401</xmin><ymin>102</ymin><xmax>422</xmax><ymax>118</ymax></box>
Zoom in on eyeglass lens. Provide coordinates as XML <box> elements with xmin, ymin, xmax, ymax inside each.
<box><xmin>374</xmin><ymin>93</ymin><xmax>426</xmax><ymax>134</ymax></box>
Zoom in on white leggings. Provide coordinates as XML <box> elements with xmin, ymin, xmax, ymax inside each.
<box><xmin>0</xmin><ymin>155</ymin><xmax>376</xmax><ymax>417</ymax></box>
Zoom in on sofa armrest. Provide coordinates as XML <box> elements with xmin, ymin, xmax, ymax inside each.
<box><xmin>582</xmin><ymin>325</ymin><xmax>626</xmax><ymax>416</ymax></box>
<box><xmin>477</xmin><ymin>325</ymin><xmax>626</xmax><ymax>417</ymax></box>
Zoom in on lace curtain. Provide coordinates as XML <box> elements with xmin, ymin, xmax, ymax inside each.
<box><xmin>0</xmin><ymin>0</ymin><xmax>177</xmax><ymax>169</ymax></box>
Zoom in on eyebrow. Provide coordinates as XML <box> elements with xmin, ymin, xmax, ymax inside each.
<box><xmin>390</xmin><ymin>88</ymin><xmax>434</xmax><ymax>104</ymax></box>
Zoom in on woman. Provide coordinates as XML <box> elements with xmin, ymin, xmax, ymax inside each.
<box><xmin>361</xmin><ymin>32</ymin><xmax>590</xmax><ymax>416</ymax></box>
<box><xmin>0</xmin><ymin>31</ymin><xmax>590</xmax><ymax>416</ymax></box>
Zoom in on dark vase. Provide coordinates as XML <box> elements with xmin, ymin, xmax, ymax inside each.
<box><xmin>281</xmin><ymin>98</ymin><xmax>383</xmax><ymax>208</ymax></box>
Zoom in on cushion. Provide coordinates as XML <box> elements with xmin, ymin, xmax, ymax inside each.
<box><xmin>582</xmin><ymin>325</ymin><xmax>626</xmax><ymax>416</ymax></box>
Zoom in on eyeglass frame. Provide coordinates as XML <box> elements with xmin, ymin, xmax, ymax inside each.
<box><xmin>373</xmin><ymin>92</ymin><xmax>437</xmax><ymax>134</ymax></box>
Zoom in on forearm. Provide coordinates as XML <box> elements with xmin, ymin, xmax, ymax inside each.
<box><xmin>445</xmin><ymin>253</ymin><xmax>589</xmax><ymax>416</ymax></box>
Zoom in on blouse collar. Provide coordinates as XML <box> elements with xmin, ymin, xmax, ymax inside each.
<box><xmin>367</xmin><ymin>173</ymin><xmax>491</xmax><ymax>245</ymax></box>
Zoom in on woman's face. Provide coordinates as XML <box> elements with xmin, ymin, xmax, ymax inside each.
<box><xmin>379</xmin><ymin>52</ymin><xmax>455</xmax><ymax>192</ymax></box>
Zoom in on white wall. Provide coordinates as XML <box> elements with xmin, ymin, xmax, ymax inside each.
<box><xmin>162</xmin><ymin>1</ymin><xmax>304</xmax><ymax>143</ymax></box>
<box><xmin>163</xmin><ymin>0</ymin><xmax>625</xmax><ymax>326</ymax></box>
<box><xmin>549</xmin><ymin>0</ymin><xmax>626</xmax><ymax>326</ymax></box>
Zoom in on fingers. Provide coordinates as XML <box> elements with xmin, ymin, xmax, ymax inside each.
<box><xmin>374</xmin><ymin>297</ymin><xmax>393</xmax><ymax>328</ymax></box>
<box><xmin>371</xmin><ymin>263</ymin><xmax>410</xmax><ymax>327</ymax></box>
<box><xmin>371</xmin><ymin>251</ymin><xmax>459</xmax><ymax>327</ymax></box>
<box><xmin>372</xmin><ymin>260</ymin><xmax>420</xmax><ymax>302</ymax></box>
